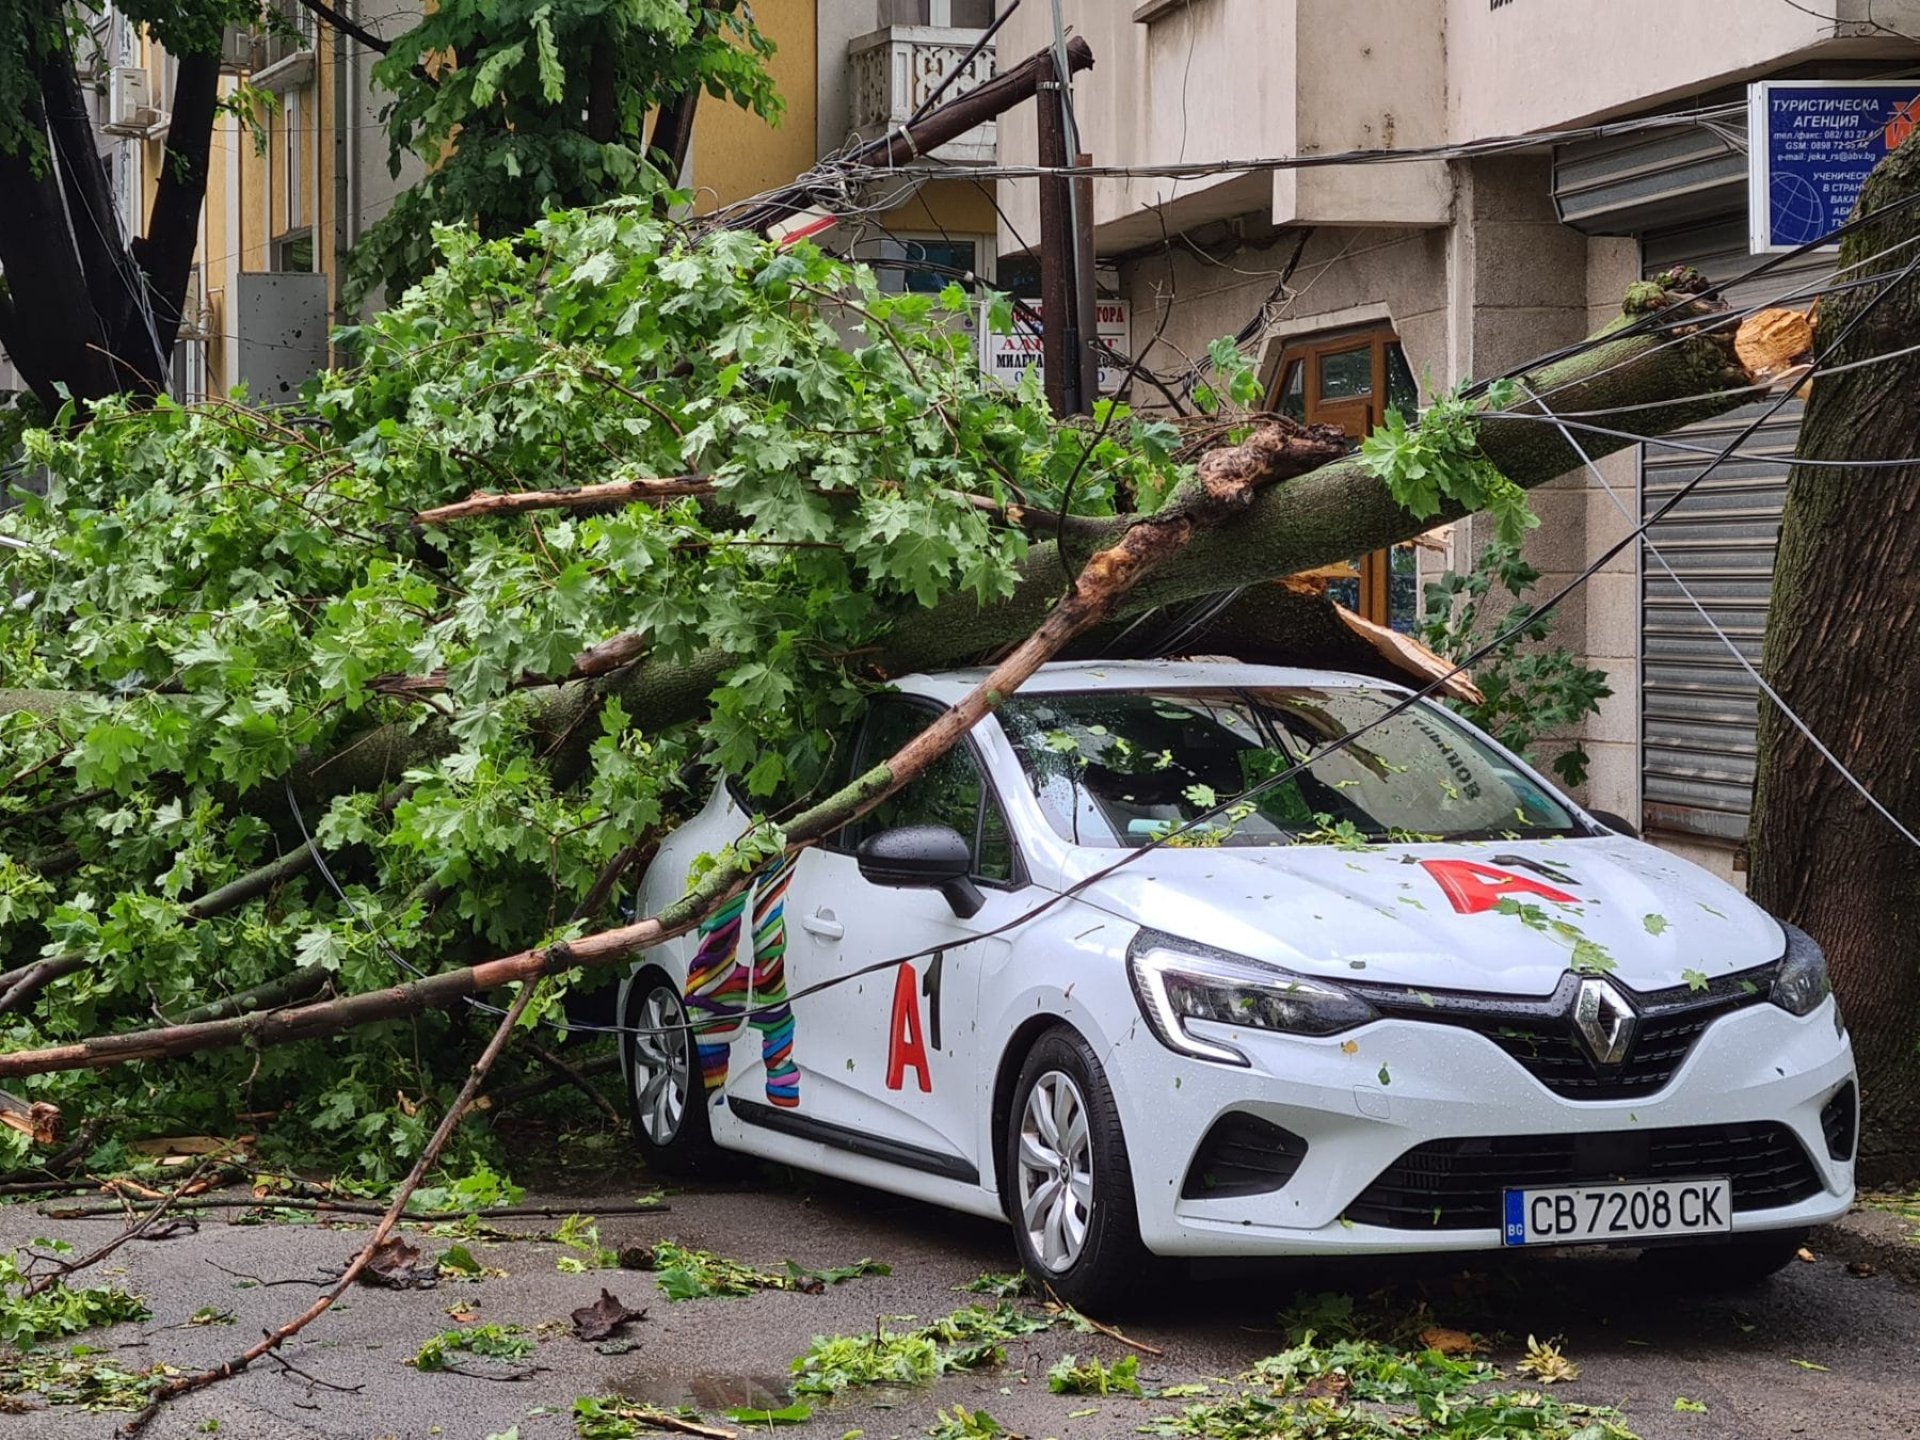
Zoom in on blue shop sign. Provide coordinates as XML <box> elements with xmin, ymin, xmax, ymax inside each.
<box><xmin>1748</xmin><ymin>80</ymin><xmax>1920</xmax><ymax>253</ymax></box>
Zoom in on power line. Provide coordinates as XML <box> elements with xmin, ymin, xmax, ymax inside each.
<box><xmin>826</xmin><ymin>102</ymin><xmax>1749</xmax><ymax>187</ymax></box>
<box><xmin>1521</xmin><ymin>378</ymin><xmax>1920</xmax><ymax>851</ymax></box>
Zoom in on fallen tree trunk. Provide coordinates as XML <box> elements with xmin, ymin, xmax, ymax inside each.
<box><xmin>0</xmin><ymin>419</ymin><xmax>1351</xmax><ymax>1080</ymax></box>
<box><xmin>0</xmin><ymin>284</ymin><xmax>1758</xmax><ymax>795</ymax></box>
<box><xmin>2</xmin><ymin>278</ymin><xmax>1748</xmax><ymax>799</ymax></box>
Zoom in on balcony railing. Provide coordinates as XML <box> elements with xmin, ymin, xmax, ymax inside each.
<box><xmin>847</xmin><ymin>26</ymin><xmax>997</xmax><ymax>165</ymax></box>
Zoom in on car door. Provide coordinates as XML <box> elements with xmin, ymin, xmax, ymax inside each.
<box><xmin>747</xmin><ymin>697</ymin><xmax>1025</xmax><ymax>1188</ymax></box>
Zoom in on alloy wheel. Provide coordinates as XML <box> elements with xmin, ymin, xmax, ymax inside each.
<box><xmin>1016</xmin><ymin>1069</ymin><xmax>1094</xmax><ymax>1272</ymax></box>
<box><xmin>630</xmin><ymin>984</ymin><xmax>692</xmax><ymax>1146</ymax></box>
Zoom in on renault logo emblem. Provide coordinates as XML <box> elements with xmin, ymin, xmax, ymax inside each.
<box><xmin>1573</xmin><ymin>978</ymin><xmax>1636</xmax><ymax>1066</ymax></box>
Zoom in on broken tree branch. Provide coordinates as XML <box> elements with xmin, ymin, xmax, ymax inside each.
<box><xmin>46</xmin><ymin>1194</ymin><xmax>667</xmax><ymax>1221</ymax></box>
<box><xmin>485</xmin><ymin>1049</ymin><xmax>622</xmax><ymax>1114</ymax></box>
<box><xmin>0</xmin><ymin>421</ymin><xmax>1348</xmax><ymax>1081</ymax></box>
<box><xmin>413</xmin><ymin>474</ymin><xmax>715</xmax><ymax>526</ymax></box>
<box><xmin>609</xmin><ymin>1412</ymin><xmax>736</xmax><ymax>1440</ymax></box>
<box><xmin>22</xmin><ymin>1158</ymin><xmax>216</xmax><ymax>1299</ymax></box>
<box><xmin>521</xmin><ymin>1040</ymin><xmax>622</xmax><ymax>1126</ymax></box>
<box><xmin>118</xmin><ymin>981</ymin><xmax>536</xmax><ymax>1438</ymax></box>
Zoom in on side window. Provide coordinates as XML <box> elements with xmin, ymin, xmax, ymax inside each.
<box><xmin>839</xmin><ymin>700</ymin><xmax>1016</xmax><ymax>884</ymax></box>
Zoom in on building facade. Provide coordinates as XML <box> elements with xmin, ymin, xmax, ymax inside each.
<box><xmin>995</xmin><ymin>0</ymin><xmax>1920</xmax><ymax>883</ymax></box>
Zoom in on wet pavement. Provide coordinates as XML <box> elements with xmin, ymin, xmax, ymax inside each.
<box><xmin>2</xmin><ymin>1162</ymin><xmax>1917</xmax><ymax>1440</ymax></box>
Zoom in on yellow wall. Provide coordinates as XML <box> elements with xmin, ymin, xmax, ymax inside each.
<box><xmin>692</xmin><ymin>0</ymin><xmax>819</xmax><ymax>212</ymax></box>
<box><xmin>889</xmin><ymin>181</ymin><xmax>1001</xmax><ymax>239</ymax></box>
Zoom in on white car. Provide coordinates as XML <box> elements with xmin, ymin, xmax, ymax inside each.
<box><xmin>617</xmin><ymin>660</ymin><xmax>1856</xmax><ymax>1308</ymax></box>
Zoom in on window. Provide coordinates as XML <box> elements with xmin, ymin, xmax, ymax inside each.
<box><xmin>875</xmin><ymin>236</ymin><xmax>980</xmax><ymax>295</ymax></box>
<box><xmin>272</xmin><ymin>230</ymin><xmax>314</xmax><ymax>273</ymax></box>
<box><xmin>284</xmin><ymin>87</ymin><xmax>302</xmax><ymax>232</ymax></box>
<box><xmin>1269</xmin><ymin>326</ymin><xmax>1422</xmax><ymax>632</ymax></box>
<box><xmin>835</xmin><ymin>700</ymin><xmax>1016</xmax><ymax>883</ymax></box>
<box><xmin>883</xmin><ymin>0</ymin><xmax>995</xmax><ymax>25</ymax></box>
<box><xmin>1001</xmin><ymin>688</ymin><xmax>1578</xmax><ymax>849</ymax></box>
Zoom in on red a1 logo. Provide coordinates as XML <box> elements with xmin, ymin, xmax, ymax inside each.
<box><xmin>1420</xmin><ymin>859</ymin><xmax>1576</xmax><ymax>915</ymax></box>
<box><xmin>886</xmin><ymin>962</ymin><xmax>932</xmax><ymax>1093</ymax></box>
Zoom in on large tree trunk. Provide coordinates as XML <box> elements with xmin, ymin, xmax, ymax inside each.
<box><xmin>0</xmin><ymin>283</ymin><xmax>1763</xmax><ymax>797</ymax></box>
<box><xmin>1749</xmin><ymin>131</ymin><xmax>1920</xmax><ymax>1183</ymax></box>
<box><xmin>0</xmin><ymin>26</ymin><xmax>218</xmax><ymax>408</ymax></box>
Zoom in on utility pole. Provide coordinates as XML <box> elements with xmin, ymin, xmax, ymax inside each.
<box><xmin>1036</xmin><ymin>51</ymin><xmax>1081</xmax><ymax>417</ymax></box>
<box><xmin>731</xmin><ymin>38</ymin><xmax>1094</xmax><ymax>241</ymax></box>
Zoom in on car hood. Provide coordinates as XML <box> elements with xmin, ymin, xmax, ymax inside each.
<box><xmin>1063</xmin><ymin>837</ymin><xmax>1784</xmax><ymax>997</ymax></box>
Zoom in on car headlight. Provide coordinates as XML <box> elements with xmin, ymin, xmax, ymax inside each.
<box><xmin>1770</xmin><ymin>923</ymin><xmax>1833</xmax><ymax>1018</ymax></box>
<box><xmin>1126</xmin><ymin>930</ymin><xmax>1378</xmax><ymax>1067</ymax></box>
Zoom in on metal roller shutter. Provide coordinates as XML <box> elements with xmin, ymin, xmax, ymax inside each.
<box><xmin>1638</xmin><ymin>219</ymin><xmax>1831</xmax><ymax>844</ymax></box>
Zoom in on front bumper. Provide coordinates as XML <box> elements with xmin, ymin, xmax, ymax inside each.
<box><xmin>1114</xmin><ymin>996</ymin><xmax>1855</xmax><ymax>1257</ymax></box>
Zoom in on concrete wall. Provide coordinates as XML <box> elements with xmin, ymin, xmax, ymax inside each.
<box><xmin>1280</xmin><ymin>0</ymin><xmax>1451</xmax><ymax>228</ymax></box>
<box><xmin>1443</xmin><ymin>0</ymin><xmax>1920</xmax><ymax>138</ymax></box>
<box><xmin>817</xmin><ymin>1</ymin><xmax>887</xmax><ymax>157</ymax></box>
<box><xmin>998</xmin><ymin>0</ymin><xmax>1300</xmax><ymax>252</ymax></box>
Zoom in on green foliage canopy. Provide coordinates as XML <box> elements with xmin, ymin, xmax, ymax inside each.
<box><xmin>0</xmin><ymin>205</ymin><xmax>1181</xmax><ymax>1176</ymax></box>
<box><xmin>350</xmin><ymin>0</ymin><xmax>781</xmax><ymax>304</ymax></box>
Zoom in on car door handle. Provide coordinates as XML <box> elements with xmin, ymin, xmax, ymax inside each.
<box><xmin>801</xmin><ymin>911</ymin><xmax>844</xmax><ymax>940</ymax></box>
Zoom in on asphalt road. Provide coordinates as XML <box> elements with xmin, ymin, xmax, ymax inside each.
<box><xmin>2</xmin><ymin>1162</ymin><xmax>1917</xmax><ymax>1440</ymax></box>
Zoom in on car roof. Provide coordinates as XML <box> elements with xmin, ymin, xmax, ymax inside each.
<box><xmin>891</xmin><ymin>658</ymin><xmax>1399</xmax><ymax>705</ymax></box>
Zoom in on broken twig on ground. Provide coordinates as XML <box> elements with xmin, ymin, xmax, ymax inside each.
<box><xmin>20</xmin><ymin>1157</ymin><xmax>218</xmax><ymax>1299</ymax></box>
<box><xmin>117</xmin><ymin>982</ymin><xmax>535</xmax><ymax>1438</ymax></box>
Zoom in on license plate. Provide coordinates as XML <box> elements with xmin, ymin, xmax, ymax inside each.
<box><xmin>1502</xmin><ymin>1178</ymin><xmax>1732</xmax><ymax>1246</ymax></box>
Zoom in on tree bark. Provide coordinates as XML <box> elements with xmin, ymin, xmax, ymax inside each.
<box><xmin>1749</xmin><ymin>130</ymin><xmax>1920</xmax><ymax>1183</ymax></box>
<box><xmin>126</xmin><ymin>50</ymin><xmax>222</xmax><ymax>381</ymax></box>
<box><xmin>0</xmin><ymin>28</ymin><xmax>225</xmax><ymax>407</ymax></box>
<box><xmin>0</xmin><ymin>97</ymin><xmax>116</xmax><ymax>410</ymax></box>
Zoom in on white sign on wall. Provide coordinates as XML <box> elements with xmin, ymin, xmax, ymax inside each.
<box><xmin>979</xmin><ymin>299</ymin><xmax>1134</xmax><ymax>395</ymax></box>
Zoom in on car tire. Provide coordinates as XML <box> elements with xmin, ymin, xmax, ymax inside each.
<box><xmin>1644</xmin><ymin>1227</ymin><xmax>1809</xmax><ymax>1290</ymax></box>
<box><xmin>623</xmin><ymin>966</ymin><xmax>721</xmax><ymax>1176</ymax></box>
<box><xmin>1004</xmin><ymin>1026</ymin><xmax>1156</xmax><ymax>1314</ymax></box>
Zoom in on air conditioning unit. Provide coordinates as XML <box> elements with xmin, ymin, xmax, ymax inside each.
<box><xmin>103</xmin><ymin>66</ymin><xmax>164</xmax><ymax>135</ymax></box>
<box><xmin>220</xmin><ymin>23</ymin><xmax>262</xmax><ymax>74</ymax></box>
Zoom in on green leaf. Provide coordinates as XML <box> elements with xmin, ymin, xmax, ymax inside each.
<box><xmin>529</xmin><ymin>7</ymin><xmax>566</xmax><ymax>103</ymax></box>
<box><xmin>724</xmin><ymin>1402</ymin><xmax>813</xmax><ymax>1425</ymax></box>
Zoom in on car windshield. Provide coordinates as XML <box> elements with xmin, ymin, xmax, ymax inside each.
<box><xmin>999</xmin><ymin>686</ymin><xmax>1581</xmax><ymax>848</ymax></box>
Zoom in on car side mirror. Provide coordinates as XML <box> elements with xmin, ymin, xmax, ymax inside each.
<box><xmin>856</xmin><ymin>825</ymin><xmax>985</xmax><ymax>919</ymax></box>
<box><xmin>1586</xmin><ymin>809</ymin><xmax>1640</xmax><ymax>839</ymax></box>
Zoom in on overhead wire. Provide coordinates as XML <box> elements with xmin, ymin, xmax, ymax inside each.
<box><xmin>1520</xmin><ymin>377</ymin><xmax>1920</xmax><ymax>850</ymax></box>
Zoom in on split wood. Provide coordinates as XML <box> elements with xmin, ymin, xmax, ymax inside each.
<box><xmin>118</xmin><ymin>982</ymin><xmax>535</xmax><ymax>1438</ymax></box>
